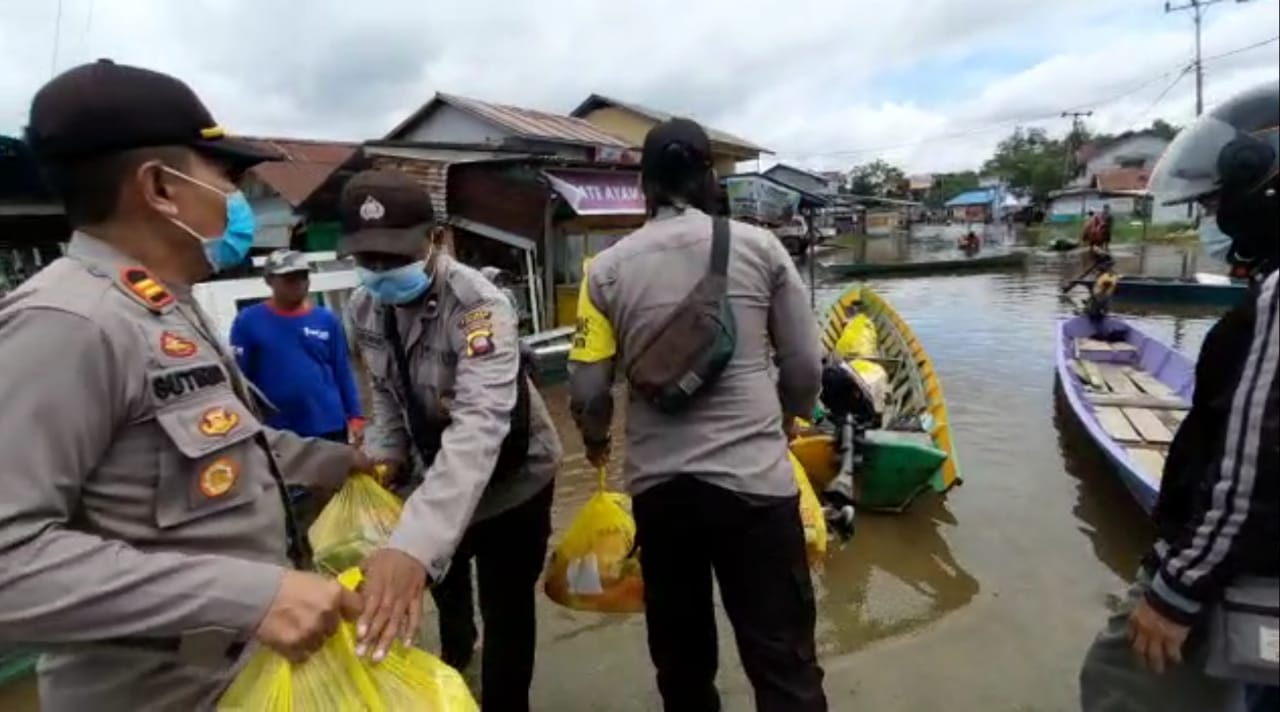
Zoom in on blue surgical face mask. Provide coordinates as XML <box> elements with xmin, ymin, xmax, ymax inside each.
<box><xmin>163</xmin><ymin>167</ymin><xmax>256</xmax><ymax>273</ymax></box>
<box><xmin>356</xmin><ymin>261</ymin><xmax>431</xmax><ymax>305</ymax></box>
<box><xmin>1199</xmin><ymin>214</ymin><xmax>1234</xmax><ymax>262</ymax></box>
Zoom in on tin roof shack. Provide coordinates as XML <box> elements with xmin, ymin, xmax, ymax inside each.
<box><xmin>238</xmin><ymin>138</ymin><xmax>356</xmax><ymax>251</ymax></box>
<box><xmin>0</xmin><ymin>136</ymin><xmax>69</xmax><ymax>291</ymax></box>
<box><xmin>1046</xmin><ymin>167</ymin><xmax>1185</xmax><ymax>226</ymax></box>
<box><xmin>846</xmin><ymin>195</ymin><xmax>925</xmax><ymax>237</ymax></box>
<box><xmin>388</xmin><ymin>92</ymin><xmax>640</xmax><ymax>164</ymax></box>
<box><xmin>721</xmin><ymin>172</ymin><xmax>833</xmax><ymax>256</ymax></box>
<box><xmin>570</xmin><ymin>94</ymin><xmax>770</xmax><ymax>176</ymax></box>
<box><xmin>943</xmin><ymin>187</ymin><xmax>1003</xmax><ymax>224</ymax></box>
<box><xmin>447</xmin><ymin>158</ymin><xmax>645</xmax><ymax>332</ymax></box>
<box><xmin>758</xmin><ymin>163</ymin><xmax>844</xmax><ymax>240</ymax></box>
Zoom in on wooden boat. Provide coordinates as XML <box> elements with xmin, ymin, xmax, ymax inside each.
<box><xmin>1056</xmin><ymin>315</ymin><xmax>1194</xmax><ymax>512</ymax></box>
<box><xmin>823</xmin><ymin>250</ymin><xmax>1027</xmax><ymax>278</ymax></box>
<box><xmin>1067</xmin><ymin>274</ymin><xmax>1247</xmax><ymax>307</ymax></box>
<box><xmin>790</xmin><ymin>285</ymin><xmax>962</xmax><ymax>511</ymax></box>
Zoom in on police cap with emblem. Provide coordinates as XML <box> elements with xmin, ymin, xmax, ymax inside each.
<box><xmin>336</xmin><ymin>169</ymin><xmax>437</xmax><ymax>258</ymax></box>
<box><xmin>25</xmin><ymin>58</ymin><xmax>280</xmax><ymax>167</ymax></box>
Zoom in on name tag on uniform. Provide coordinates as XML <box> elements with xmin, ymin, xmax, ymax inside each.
<box><xmin>151</xmin><ymin>364</ymin><xmax>228</xmax><ymax>402</ymax></box>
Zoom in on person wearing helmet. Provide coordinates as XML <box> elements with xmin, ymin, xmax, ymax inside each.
<box><xmin>1079</xmin><ymin>82</ymin><xmax>1279</xmax><ymax>712</ymax></box>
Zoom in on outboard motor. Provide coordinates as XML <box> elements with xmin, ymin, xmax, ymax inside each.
<box><xmin>817</xmin><ymin>358</ymin><xmax>881</xmax><ymax>540</ymax></box>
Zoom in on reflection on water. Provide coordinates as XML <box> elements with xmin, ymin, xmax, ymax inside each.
<box><xmin>812</xmin><ymin>499</ymin><xmax>979</xmax><ymax>656</ymax></box>
<box><xmin>1051</xmin><ymin>385</ymin><xmax>1153</xmax><ymax>582</ymax></box>
<box><xmin>539</xmin><ymin>254</ymin><xmax>1223</xmax><ymax>657</ymax></box>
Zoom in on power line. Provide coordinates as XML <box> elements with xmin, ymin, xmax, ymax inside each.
<box><xmin>786</xmin><ymin>35</ymin><xmax>1277</xmax><ymax>160</ymax></box>
<box><xmin>49</xmin><ymin>0</ymin><xmax>65</xmax><ymax>78</ymax></box>
<box><xmin>79</xmin><ymin>0</ymin><xmax>96</xmax><ymax>61</ymax></box>
<box><xmin>1124</xmin><ymin>64</ymin><xmax>1193</xmax><ymax>131</ymax></box>
<box><xmin>789</xmin><ymin>64</ymin><xmax>1188</xmax><ymax>158</ymax></box>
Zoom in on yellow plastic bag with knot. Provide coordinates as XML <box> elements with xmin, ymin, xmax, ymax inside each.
<box><xmin>543</xmin><ymin>467</ymin><xmax>645</xmax><ymax>613</ymax></box>
<box><xmin>218</xmin><ymin>568</ymin><xmax>478</xmax><ymax>712</ymax></box>
<box><xmin>835</xmin><ymin>313</ymin><xmax>878</xmax><ymax>360</ymax></box>
<box><xmin>791</xmin><ymin>452</ymin><xmax>828</xmax><ymax>566</ymax></box>
<box><xmin>308</xmin><ymin>471</ymin><xmax>402</xmax><ymax>575</ymax></box>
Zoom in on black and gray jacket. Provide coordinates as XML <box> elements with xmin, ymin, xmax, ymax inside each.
<box><xmin>1144</xmin><ymin>268</ymin><xmax>1279</xmax><ymax>625</ymax></box>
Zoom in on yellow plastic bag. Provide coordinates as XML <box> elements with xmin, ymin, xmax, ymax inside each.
<box><xmin>308</xmin><ymin>472</ymin><xmax>402</xmax><ymax>575</ymax></box>
<box><xmin>543</xmin><ymin>467</ymin><xmax>644</xmax><ymax>613</ymax></box>
<box><xmin>218</xmin><ymin>568</ymin><xmax>478</xmax><ymax>712</ymax></box>
<box><xmin>791</xmin><ymin>452</ymin><xmax>828</xmax><ymax>566</ymax></box>
<box><xmin>835</xmin><ymin>313</ymin><xmax>878</xmax><ymax>360</ymax></box>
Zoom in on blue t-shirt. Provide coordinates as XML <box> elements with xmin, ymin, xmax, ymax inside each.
<box><xmin>230</xmin><ymin>302</ymin><xmax>362</xmax><ymax>437</ymax></box>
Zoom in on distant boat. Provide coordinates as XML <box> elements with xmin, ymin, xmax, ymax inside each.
<box><xmin>1056</xmin><ymin>315</ymin><xmax>1194</xmax><ymax>512</ymax></box>
<box><xmin>823</xmin><ymin>251</ymin><xmax>1028</xmax><ymax>278</ymax></box>
<box><xmin>1068</xmin><ymin>274</ymin><xmax>1247</xmax><ymax>307</ymax></box>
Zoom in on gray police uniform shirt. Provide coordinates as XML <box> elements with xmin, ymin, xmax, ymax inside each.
<box><xmin>346</xmin><ymin>255</ymin><xmax>560</xmax><ymax>582</ymax></box>
<box><xmin>569</xmin><ymin>207</ymin><xmax>823</xmax><ymax>498</ymax></box>
<box><xmin>0</xmin><ymin>233</ymin><xmax>354</xmax><ymax>712</ymax></box>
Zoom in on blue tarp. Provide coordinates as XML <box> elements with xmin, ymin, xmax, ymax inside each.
<box><xmin>944</xmin><ymin>188</ymin><xmax>996</xmax><ymax>207</ymax></box>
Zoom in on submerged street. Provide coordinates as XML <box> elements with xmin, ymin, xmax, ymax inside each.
<box><xmin>0</xmin><ymin>243</ymin><xmax>1225</xmax><ymax>712</ymax></box>
<box><xmin>522</xmin><ymin>241</ymin><xmax>1218</xmax><ymax>711</ymax></box>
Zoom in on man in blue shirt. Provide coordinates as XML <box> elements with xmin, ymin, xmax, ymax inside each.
<box><xmin>231</xmin><ymin>249</ymin><xmax>364</xmax><ymax>444</ymax></box>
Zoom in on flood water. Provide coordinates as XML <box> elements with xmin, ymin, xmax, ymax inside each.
<box><xmin>0</xmin><ymin>240</ymin><xmax>1231</xmax><ymax>712</ymax></box>
<box><xmin>531</xmin><ymin>239</ymin><xmax>1226</xmax><ymax>711</ymax></box>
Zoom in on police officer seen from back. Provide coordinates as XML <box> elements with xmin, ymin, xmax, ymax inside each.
<box><xmin>0</xmin><ymin>60</ymin><xmax>369</xmax><ymax>711</ymax></box>
<box><xmin>1079</xmin><ymin>82</ymin><xmax>1279</xmax><ymax>712</ymax></box>
<box><xmin>339</xmin><ymin>169</ymin><xmax>560</xmax><ymax>712</ymax></box>
<box><xmin>569</xmin><ymin>118</ymin><xmax>828</xmax><ymax>711</ymax></box>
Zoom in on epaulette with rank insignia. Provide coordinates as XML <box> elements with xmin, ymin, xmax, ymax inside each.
<box><xmin>118</xmin><ymin>266</ymin><xmax>175</xmax><ymax>312</ymax></box>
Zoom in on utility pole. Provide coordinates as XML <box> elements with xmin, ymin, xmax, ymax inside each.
<box><xmin>1061</xmin><ymin>110</ymin><xmax>1093</xmax><ymax>186</ymax></box>
<box><xmin>1165</xmin><ymin>0</ymin><xmax>1253</xmax><ymax>116</ymax></box>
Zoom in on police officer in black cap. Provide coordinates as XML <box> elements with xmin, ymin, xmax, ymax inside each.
<box><xmin>569</xmin><ymin>117</ymin><xmax>827</xmax><ymax>711</ymax></box>
<box><xmin>0</xmin><ymin>60</ymin><xmax>368</xmax><ymax>711</ymax></box>
<box><xmin>1079</xmin><ymin>82</ymin><xmax>1279</xmax><ymax>712</ymax></box>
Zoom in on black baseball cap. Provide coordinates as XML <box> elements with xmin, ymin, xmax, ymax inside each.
<box><xmin>336</xmin><ymin>169</ymin><xmax>437</xmax><ymax>258</ymax></box>
<box><xmin>642</xmin><ymin>117</ymin><xmax>713</xmax><ymax>177</ymax></box>
<box><xmin>25</xmin><ymin>59</ymin><xmax>280</xmax><ymax>167</ymax></box>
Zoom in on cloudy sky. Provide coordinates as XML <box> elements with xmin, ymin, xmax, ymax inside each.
<box><xmin>2</xmin><ymin>0</ymin><xmax>1277</xmax><ymax>174</ymax></box>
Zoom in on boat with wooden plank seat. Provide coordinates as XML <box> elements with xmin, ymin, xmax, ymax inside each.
<box><xmin>790</xmin><ymin>284</ymin><xmax>962</xmax><ymax>512</ymax></box>
<box><xmin>1056</xmin><ymin>314</ymin><xmax>1194</xmax><ymax>513</ymax></box>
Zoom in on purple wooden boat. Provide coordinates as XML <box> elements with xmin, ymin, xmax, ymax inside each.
<box><xmin>1056</xmin><ymin>315</ymin><xmax>1196</xmax><ymax>513</ymax></box>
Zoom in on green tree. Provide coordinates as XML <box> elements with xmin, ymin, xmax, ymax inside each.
<box><xmin>847</xmin><ymin>159</ymin><xmax>908</xmax><ymax>198</ymax></box>
<box><xmin>929</xmin><ymin>171</ymin><xmax>980</xmax><ymax>208</ymax></box>
<box><xmin>981</xmin><ymin>127</ymin><xmax>1068</xmax><ymax>202</ymax></box>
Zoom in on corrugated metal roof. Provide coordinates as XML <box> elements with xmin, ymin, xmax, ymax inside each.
<box><xmin>944</xmin><ymin>188</ymin><xmax>996</xmax><ymax>207</ymax></box>
<box><xmin>570</xmin><ymin>93</ymin><xmax>771</xmax><ymax>156</ymax></box>
<box><xmin>1095</xmin><ymin>167</ymin><xmax>1151</xmax><ymax>192</ymax></box>
<box><xmin>241</xmin><ymin>137</ymin><xmax>357</xmax><ymax>206</ymax></box>
<box><xmin>388</xmin><ymin>93</ymin><xmax>633</xmax><ymax>149</ymax></box>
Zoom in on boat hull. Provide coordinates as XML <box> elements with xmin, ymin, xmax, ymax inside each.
<box><xmin>791</xmin><ymin>285</ymin><xmax>962</xmax><ymax>511</ymax></box>
<box><xmin>1069</xmin><ymin>277</ymin><xmax>1247</xmax><ymax>307</ymax></box>
<box><xmin>824</xmin><ymin>251</ymin><xmax>1027</xmax><ymax>278</ymax></box>
<box><xmin>1055</xmin><ymin>315</ymin><xmax>1195</xmax><ymax>514</ymax></box>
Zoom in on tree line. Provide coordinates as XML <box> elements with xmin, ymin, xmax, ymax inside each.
<box><xmin>840</xmin><ymin>119</ymin><xmax>1179</xmax><ymax>208</ymax></box>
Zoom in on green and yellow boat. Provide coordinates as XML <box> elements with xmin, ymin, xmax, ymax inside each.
<box><xmin>790</xmin><ymin>285</ymin><xmax>962</xmax><ymax>511</ymax></box>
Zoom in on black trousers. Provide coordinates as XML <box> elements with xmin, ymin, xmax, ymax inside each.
<box><xmin>431</xmin><ymin>482</ymin><xmax>553</xmax><ymax>712</ymax></box>
<box><xmin>633</xmin><ymin>478</ymin><xmax>827</xmax><ymax>712</ymax></box>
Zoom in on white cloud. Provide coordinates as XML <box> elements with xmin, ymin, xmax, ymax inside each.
<box><xmin>2</xmin><ymin>0</ymin><xmax>1277</xmax><ymax>175</ymax></box>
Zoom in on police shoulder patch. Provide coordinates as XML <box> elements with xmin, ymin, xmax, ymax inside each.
<box><xmin>118</xmin><ymin>267</ymin><xmax>175</xmax><ymax>311</ymax></box>
<box><xmin>465</xmin><ymin>328</ymin><xmax>495</xmax><ymax>358</ymax></box>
